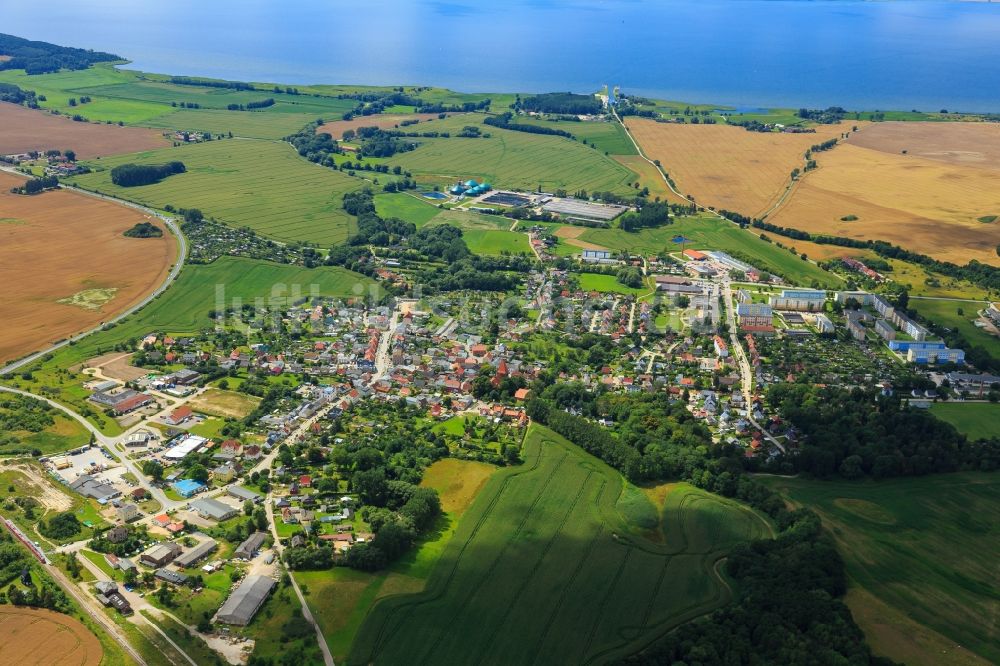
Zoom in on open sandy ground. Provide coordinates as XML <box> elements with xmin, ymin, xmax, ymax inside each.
<box><xmin>768</xmin><ymin>143</ymin><xmax>1000</xmax><ymax>266</ymax></box>
<box><xmin>0</xmin><ymin>606</ymin><xmax>103</xmax><ymax>666</ymax></box>
<box><xmin>0</xmin><ymin>171</ymin><xmax>176</xmax><ymax>363</ymax></box>
<box><xmin>0</xmin><ymin>102</ymin><xmax>168</xmax><ymax>159</ymax></box>
<box><xmin>624</xmin><ymin>118</ymin><xmax>854</xmax><ymax>216</ymax></box>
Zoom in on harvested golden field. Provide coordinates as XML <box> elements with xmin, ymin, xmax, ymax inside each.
<box><xmin>0</xmin><ymin>102</ymin><xmax>168</xmax><ymax>158</ymax></box>
<box><xmin>554</xmin><ymin>224</ymin><xmax>608</xmax><ymax>250</ymax></box>
<box><xmin>848</xmin><ymin>121</ymin><xmax>1000</xmax><ymax>169</ymax></box>
<box><xmin>624</xmin><ymin>118</ymin><xmax>852</xmax><ymax>215</ymax></box>
<box><xmin>316</xmin><ymin>112</ymin><xmax>460</xmax><ymax>141</ymax></box>
<box><xmin>0</xmin><ymin>172</ymin><xmax>175</xmax><ymax>363</ymax></box>
<box><xmin>769</xmin><ymin>143</ymin><xmax>1000</xmax><ymax>265</ymax></box>
<box><xmin>0</xmin><ymin>607</ymin><xmax>103</xmax><ymax>666</ymax></box>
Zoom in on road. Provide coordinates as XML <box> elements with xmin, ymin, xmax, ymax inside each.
<box><xmin>0</xmin><ymin>166</ymin><xmax>187</xmax><ymax>378</ymax></box>
<box><xmin>720</xmin><ymin>277</ymin><xmax>786</xmax><ymax>454</ymax></box>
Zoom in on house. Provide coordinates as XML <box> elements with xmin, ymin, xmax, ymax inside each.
<box><xmin>130</xmin><ymin>487</ymin><xmax>149</xmax><ymax>502</ymax></box>
<box><xmin>106</xmin><ymin>526</ymin><xmax>129</xmax><ymax>543</ymax></box>
<box><xmin>513</xmin><ymin>388</ymin><xmax>532</xmax><ymax>401</ymax></box>
<box><xmin>152</xmin><ymin>514</ymin><xmax>171</xmax><ymax>528</ymax></box>
<box><xmin>190</xmin><ymin>498</ymin><xmax>239</xmax><ymax>522</ymax></box>
<box><xmin>212</xmin><ymin>464</ymin><xmax>236</xmax><ymax>483</ymax></box>
<box><xmin>141</xmin><ymin>542</ymin><xmax>183</xmax><ymax>567</ymax></box>
<box><xmin>299</xmin><ymin>475</ymin><xmax>312</xmax><ymax>488</ymax></box>
<box><xmin>234</xmin><ymin>532</ymin><xmax>268</xmax><ymax>560</ymax></box>
<box><xmin>116</xmin><ymin>503</ymin><xmax>140</xmax><ymax>523</ymax></box>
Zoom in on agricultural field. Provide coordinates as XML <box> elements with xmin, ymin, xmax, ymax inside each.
<box><xmin>141</xmin><ymin>108</ymin><xmax>319</xmax><ymax>140</ymax></box>
<box><xmin>348</xmin><ymin>425</ymin><xmax>771</xmax><ymax>665</ymax></box>
<box><xmin>316</xmin><ymin>113</ymin><xmax>459</xmax><ymax>141</ymax></box>
<box><xmin>385</xmin><ymin>114</ymin><xmax>640</xmax><ymax>194</ymax></box>
<box><xmin>610</xmin><ymin>155</ymin><xmax>686</xmax><ymax>204</ymax></box>
<box><xmin>848</xmin><ymin>121</ymin><xmax>1000</xmax><ymax>169</ymax></box>
<box><xmin>374</xmin><ymin>193</ymin><xmax>441</xmax><ymax>226</ymax></box>
<box><xmin>765</xmin><ymin>473</ymin><xmax>1000</xmax><ymax>666</ymax></box>
<box><xmin>929</xmin><ymin>403</ymin><xmax>1000</xmax><ymax>441</ymax></box>
<box><xmin>909</xmin><ymin>298</ymin><xmax>1000</xmax><ymax>364</ymax></box>
<box><xmin>424</xmin><ymin>208</ymin><xmax>511</xmax><ymax>231</ymax></box>
<box><xmin>624</xmin><ymin>117</ymin><xmax>851</xmax><ymax>215</ymax></box>
<box><xmin>297</xmin><ymin>458</ymin><xmax>500</xmax><ymax>662</ymax></box>
<box><xmin>67</xmin><ymin>139</ymin><xmax>363</xmax><ymax>245</ymax></box>
<box><xmin>0</xmin><ymin>607</ymin><xmax>103</xmax><ymax>666</ymax></box>
<box><xmin>577</xmin><ymin>215</ymin><xmax>840</xmax><ymax>287</ymax></box>
<box><xmin>0</xmin><ymin>102</ymin><xmax>168</xmax><ymax>158</ymax></box>
<box><xmin>514</xmin><ymin>117</ymin><xmax>637</xmax><ymax>155</ymax></box>
<box><xmin>768</xmin><ymin>141</ymin><xmax>1000</xmax><ymax>266</ymax></box>
<box><xmin>0</xmin><ymin>171</ymin><xmax>176</xmax><ymax>364</ymax></box>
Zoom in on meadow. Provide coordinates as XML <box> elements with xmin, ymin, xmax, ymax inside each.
<box><xmin>68</xmin><ymin>139</ymin><xmax>363</xmax><ymax>245</ymax></box>
<box><xmin>909</xmin><ymin>298</ymin><xmax>1000</xmax><ymax>364</ymax></box>
<box><xmin>514</xmin><ymin>117</ymin><xmax>637</xmax><ymax>155</ymax></box>
<box><xmin>461</xmin><ymin>229</ymin><xmax>531</xmax><ymax>256</ymax></box>
<box><xmin>576</xmin><ymin>272</ymin><xmax>652</xmax><ymax>296</ymax></box>
<box><xmin>929</xmin><ymin>402</ymin><xmax>1000</xmax><ymax>440</ymax></box>
<box><xmin>577</xmin><ymin>215</ymin><xmax>840</xmax><ymax>287</ymax></box>
<box><xmin>374</xmin><ymin>193</ymin><xmax>441</xmax><ymax>226</ymax></box>
<box><xmin>765</xmin><ymin>473</ymin><xmax>1000</xmax><ymax>666</ymax></box>
<box><xmin>141</xmin><ymin>108</ymin><xmax>320</xmax><ymax>140</ymax></box>
<box><xmin>768</xmin><ymin>142</ymin><xmax>1000</xmax><ymax>266</ymax></box>
<box><xmin>384</xmin><ymin>114</ymin><xmax>640</xmax><ymax>194</ymax></box>
<box><xmin>348</xmin><ymin>425</ymin><xmax>771</xmax><ymax>665</ymax></box>
<box><xmin>624</xmin><ymin>117</ymin><xmax>851</xmax><ymax>216</ymax></box>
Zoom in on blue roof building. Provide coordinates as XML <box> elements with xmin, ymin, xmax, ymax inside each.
<box><xmin>171</xmin><ymin>479</ymin><xmax>204</xmax><ymax>498</ymax></box>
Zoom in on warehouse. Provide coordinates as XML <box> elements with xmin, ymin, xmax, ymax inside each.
<box><xmin>174</xmin><ymin>537</ymin><xmax>218</xmax><ymax>568</ymax></box>
<box><xmin>141</xmin><ymin>542</ymin><xmax>182</xmax><ymax>568</ymax></box>
<box><xmin>190</xmin><ymin>498</ymin><xmax>239</xmax><ymax>522</ymax></box>
<box><xmin>216</xmin><ymin>575</ymin><xmax>275</xmax><ymax>625</ymax></box>
<box><xmin>234</xmin><ymin>531</ymin><xmax>268</xmax><ymax>560</ymax></box>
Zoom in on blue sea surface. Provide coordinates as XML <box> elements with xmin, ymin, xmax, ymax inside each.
<box><xmin>2</xmin><ymin>1</ymin><xmax>999</xmax><ymax>111</ymax></box>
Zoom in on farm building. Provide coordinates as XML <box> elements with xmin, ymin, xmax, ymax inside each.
<box><xmin>174</xmin><ymin>538</ymin><xmax>218</xmax><ymax>568</ymax></box>
<box><xmin>216</xmin><ymin>575</ymin><xmax>275</xmax><ymax>626</ymax></box>
<box><xmin>190</xmin><ymin>498</ymin><xmax>238</xmax><ymax>522</ymax></box>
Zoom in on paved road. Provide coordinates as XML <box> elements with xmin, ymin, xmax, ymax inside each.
<box><xmin>0</xmin><ymin>166</ymin><xmax>187</xmax><ymax>378</ymax></box>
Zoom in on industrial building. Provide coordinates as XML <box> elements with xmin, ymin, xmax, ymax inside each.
<box><xmin>216</xmin><ymin>575</ymin><xmax>275</xmax><ymax>626</ymax></box>
<box><xmin>228</xmin><ymin>486</ymin><xmax>262</xmax><ymax>503</ymax></box>
<box><xmin>164</xmin><ymin>434</ymin><xmax>208</xmax><ymax>461</ymax></box>
<box><xmin>190</xmin><ymin>498</ymin><xmax>239</xmax><ymax>522</ymax></box>
<box><xmin>234</xmin><ymin>531</ymin><xmax>268</xmax><ymax>560</ymax></box>
<box><xmin>174</xmin><ymin>538</ymin><xmax>218</xmax><ymax>568</ymax></box>
<box><xmin>69</xmin><ymin>475</ymin><xmax>121</xmax><ymax>503</ymax></box>
<box><xmin>141</xmin><ymin>542</ymin><xmax>183</xmax><ymax>568</ymax></box>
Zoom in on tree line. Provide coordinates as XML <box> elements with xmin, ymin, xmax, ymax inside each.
<box><xmin>517</xmin><ymin>92</ymin><xmax>603</xmax><ymax>115</ymax></box>
<box><xmin>226</xmin><ymin>98</ymin><xmax>275</xmax><ymax>111</ymax></box>
<box><xmin>0</xmin><ymin>32</ymin><xmax>119</xmax><ymax>75</ymax></box>
<box><xmin>484</xmin><ymin>112</ymin><xmax>574</xmax><ymax>138</ymax></box>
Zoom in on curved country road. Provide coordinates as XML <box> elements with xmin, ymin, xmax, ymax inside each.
<box><xmin>0</xmin><ymin>166</ymin><xmax>187</xmax><ymax>377</ymax></box>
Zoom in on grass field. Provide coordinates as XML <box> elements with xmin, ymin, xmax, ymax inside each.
<box><xmin>764</xmin><ymin>473</ymin><xmax>1000</xmax><ymax>666</ymax></box>
<box><xmin>624</xmin><ymin>117</ymin><xmax>851</xmax><ymax>216</ymax></box>
<box><xmin>347</xmin><ymin>425</ymin><xmax>771</xmax><ymax>665</ymax></box>
<box><xmin>514</xmin><ymin>118</ymin><xmax>637</xmax><ymax>155</ymax></box>
<box><xmin>384</xmin><ymin>114</ymin><xmax>640</xmax><ymax>194</ymax></box>
<box><xmin>374</xmin><ymin>193</ymin><xmax>442</xmax><ymax>226</ymax></box>
<box><xmin>68</xmin><ymin>139</ymin><xmax>363</xmax><ymax>245</ymax></box>
<box><xmin>576</xmin><ymin>272</ymin><xmax>651</xmax><ymax>296</ymax></box>
<box><xmin>461</xmin><ymin>229</ymin><xmax>531</xmax><ymax>256</ymax></box>
<box><xmin>186</xmin><ymin>388</ymin><xmax>261</xmax><ymax>419</ymax></box>
<box><xmin>769</xmin><ymin>140</ymin><xmax>1000</xmax><ymax>266</ymax></box>
<box><xmin>929</xmin><ymin>403</ymin><xmax>1000</xmax><ymax>440</ymax></box>
<box><xmin>909</xmin><ymin>298</ymin><xmax>999</xmax><ymax>364</ymax></box>
<box><xmin>578</xmin><ymin>215</ymin><xmax>839</xmax><ymax>287</ymax></box>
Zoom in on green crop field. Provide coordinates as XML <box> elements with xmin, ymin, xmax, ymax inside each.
<box><xmin>461</xmin><ymin>229</ymin><xmax>531</xmax><ymax>256</ymax></box>
<box><xmin>579</xmin><ymin>216</ymin><xmax>840</xmax><ymax>287</ymax></box>
<box><xmin>374</xmin><ymin>193</ymin><xmax>442</xmax><ymax>226</ymax></box>
<box><xmin>140</xmin><ymin>108</ymin><xmax>318</xmax><ymax>139</ymax></box>
<box><xmin>383</xmin><ymin>114</ymin><xmax>640</xmax><ymax>194</ymax></box>
<box><xmin>67</xmin><ymin>139</ymin><xmax>363</xmax><ymax>245</ymax></box>
<box><xmin>909</xmin><ymin>298</ymin><xmax>1000</xmax><ymax>364</ymax></box>
<box><xmin>577</xmin><ymin>272</ymin><xmax>652</xmax><ymax>296</ymax></box>
<box><xmin>348</xmin><ymin>425</ymin><xmax>771</xmax><ymax>665</ymax></box>
<box><xmin>929</xmin><ymin>403</ymin><xmax>1000</xmax><ymax>440</ymax></box>
<box><xmin>515</xmin><ymin>118</ymin><xmax>638</xmax><ymax>155</ymax></box>
<box><xmin>765</xmin><ymin>473</ymin><xmax>1000</xmax><ymax>666</ymax></box>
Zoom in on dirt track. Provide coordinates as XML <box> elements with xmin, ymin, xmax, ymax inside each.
<box><xmin>0</xmin><ymin>102</ymin><xmax>168</xmax><ymax>159</ymax></box>
<box><xmin>0</xmin><ymin>172</ymin><xmax>176</xmax><ymax>363</ymax></box>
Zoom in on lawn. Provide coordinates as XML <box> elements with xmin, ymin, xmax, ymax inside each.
<box><xmin>579</xmin><ymin>215</ymin><xmax>840</xmax><ymax>287</ymax></box>
<box><xmin>347</xmin><ymin>425</ymin><xmax>770</xmax><ymax>665</ymax></box>
<box><xmin>576</xmin><ymin>272</ymin><xmax>651</xmax><ymax>296</ymax></box>
<box><xmin>384</xmin><ymin>114</ymin><xmax>640</xmax><ymax>194</ymax></box>
<box><xmin>67</xmin><ymin>138</ymin><xmax>364</xmax><ymax>245</ymax></box>
<box><xmin>764</xmin><ymin>473</ymin><xmax>1000</xmax><ymax>666</ymax></box>
<box><xmin>929</xmin><ymin>403</ymin><xmax>1000</xmax><ymax>441</ymax></box>
<box><xmin>374</xmin><ymin>193</ymin><xmax>442</xmax><ymax>226</ymax></box>
<box><xmin>909</xmin><ymin>298</ymin><xmax>1000</xmax><ymax>364</ymax></box>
